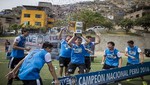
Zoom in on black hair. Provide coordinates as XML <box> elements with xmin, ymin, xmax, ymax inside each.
<box><xmin>107</xmin><ymin>41</ymin><xmax>115</xmax><ymax>46</ymax></box>
<box><xmin>42</xmin><ymin>42</ymin><xmax>53</xmax><ymax>49</ymax></box>
<box><xmin>21</xmin><ymin>29</ymin><xmax>29</xmax><ymax>34</ymax></box>
<box><xmin>86</xmin><ymin>36</ymin><xmax>92</xmax><ymax>39</ymax></box>
<box><xmin>127</xmin><ymin>40</ymin><xmax>134</xmax><ymax>45</ymax></box>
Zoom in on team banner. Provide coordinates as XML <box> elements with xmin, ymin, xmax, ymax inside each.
<box><xmin>58</xmin><ymin>62</ymin><xmax>150</xmax><ymax>85</ymax></box>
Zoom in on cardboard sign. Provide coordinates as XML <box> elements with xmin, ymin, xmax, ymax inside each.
<box><xmin>25</xmin><ymin>34</ymin><xmax>60</xmax><ymax>58</ymax></box>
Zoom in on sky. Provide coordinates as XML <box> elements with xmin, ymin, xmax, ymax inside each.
<box><xmin>0</xmin><ymin>0</ymin><xmax>94</xmax><ymax>11</ymax></box>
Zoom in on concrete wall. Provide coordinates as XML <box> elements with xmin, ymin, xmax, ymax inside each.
<box><xmin>95</xmin><ymin>33</ymin><xmax>150</xmax><ymax>54</ymax></box>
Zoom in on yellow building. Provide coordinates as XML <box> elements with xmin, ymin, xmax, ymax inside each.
<box><xmin>21</xmin><ymin>5</ymin><xmax>54</xmax><ymax>29</ymax></box>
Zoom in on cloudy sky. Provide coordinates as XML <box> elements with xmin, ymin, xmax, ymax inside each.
<box><xmin>0</xmin><ymin>0</ymin><xmax>94</xmax><ymax>11</ymax></box>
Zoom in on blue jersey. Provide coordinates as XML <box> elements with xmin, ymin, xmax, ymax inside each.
<box><xmin>18</xmin><ymin>49</ymin><xmax>51</xmax><ymax>80</ymax></box>
<box><xmin>71</xmin><ymin>44</ymin><xmax>86</xmax><ymax>64</ymax></box>
<box><xmin>59</xmin><ymin>39</ymin><xmax>71</xmax><ymax>58</ymax></box>
<box><xmin>104</xmin><ymin>48</ymin><xmax>121</xmax><ymax>67</ymax></box>
<box><xmin>11</xmin><ymin>35</ymin><xmax>26</xmax><ymax>58</ymax></box>
<box><xmin>84</xmin><ymin>42</ymin><xmax>95</xmax><ymax>57</ymax></box>
<box><xmin>127</xmin><ymin>46</ymin><xmax>140</xmax><ymax>64</ymax></box>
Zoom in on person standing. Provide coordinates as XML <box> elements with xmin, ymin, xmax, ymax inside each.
<box><xmin>83</xmin><ymin>32</ymin><xmax>101</xmax><ymax>73</ymax></box>
<box><xmin>125</xmin><ymin>40</ymin><xmax>147</xmax><ymax>85</ymax></box>
<box><xmin>5</xmin><ymin>39</ymin><xmax>10</xmax><ymax>59</ymax></box>
<box><xmin>58</xmin><ymin>28</ymin><xmax>72</xmax><ymax>76</ymax></box>
<box><xmin>7</xmin><ymin>29</ymin><xmax>31</xmax><ymax>85</ymax></box>
<box><xmin>5</xmin><ymin>39</ymin><xmax>9</xmax><ymax>52</ymax></box>
<box><xmin>67</xmin><ymin>34</ymin><xmax>90</xmax><ymax>76</ymax></box>
<box><xmin>6</xmin><ymin>42</ymin><xmax>59</xmax><ymax>85</ymax></box>
<box><xmin>101</xmin><ymin>41</ymin><xmax>122</xmax><ymax>85</ymax></box>
<box><xmin>6</xmin><ymin>42</ymin><xmax>12</xmax><ymax>60</ymax></box>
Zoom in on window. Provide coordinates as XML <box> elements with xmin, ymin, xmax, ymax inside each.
<box><xmin>48</xmin><ymin>22</ymin><xmax>53</xmax><ymax>24</ymax></box>
<box><xmin>35</xmin><ymin>22</ymin><xmax>41</xmax><ymax>26</ymax></box>
<box><xmin>24</xmin><ymin>14</ymin><xmax>30</xmax><ymax>18</ymax></box>
<box><xmin>48</xmin><ymin>14</ymin><xmax>54</xmax><ymax>18</ymax></box>
<box><xmin>35</xmin><ymin>14</ymin><xmax>42</xmax><ymax>18</ymax></box>
<box><xmin>24</xmin><ymin>21</ymin><xmax>30</xmax><ymax>25</ymax></box>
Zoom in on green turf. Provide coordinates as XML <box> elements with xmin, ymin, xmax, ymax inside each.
<box><xmin>0</xmin><ymin>51</ymin><xmax>150</xmax><ymax>85</ymax></box>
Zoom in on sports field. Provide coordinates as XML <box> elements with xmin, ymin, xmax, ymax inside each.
<box><xmin>0</xmin><ymin>37</ymin><xmax>150</xmax><ymax>85</ymax></box>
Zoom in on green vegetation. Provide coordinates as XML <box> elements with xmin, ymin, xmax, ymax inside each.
<box><xmin>135</xmin><ymin>14</ymin><xmax>150</xmax><ymax>32</ymax></box>
<box><xmin>70</xmin><ymin>10</ymin><xmax>113</xmax><ymax>30</ymax></box>
<box><xmin>118</xmin><ymin>19</ymin><xmax>134</xmax><ymax>33</ymax></box>
<box><xmin>118</xmin><ymin>14</ymin><xmax>150</xmax><ymax>33</ymax></box>
<box><xmin>9</xmin><ymin>24</ymin><xmax>23</xmax><ymax>34</ymax></box>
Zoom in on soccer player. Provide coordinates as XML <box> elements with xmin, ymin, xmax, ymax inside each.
<box><xmin>83</xmin><ymin>32</ymin><xmax>101</xmax><ymax>73</ymax></box>
<box><xmin>6</xmin><ymin>42</ymin><xmax>59</xmax><ymax>85</ymax></box>
<box><xmin>67</xmin><ymin>33</ymin><xmax>90</xmax><ymax>76</ymax></box>
<box><xmin>125</xmin><ymin>40</ymin><xmax>147</xmax><ymax>85</ymax></box>
<box><xmin>101</xmin><ymin>41</ymin><xmax>122</xmax><ymax>69</ymax></box>
<box><xmin>58</xmin><ymin>28</ymin><xmax>72</xmax><ymax>76</ymax></box>
<box><xmin>101</xmin><ymin>41</ymin><xmax>122</xmax><ymax>85</ymax></box>
<box><xmin>7</xmin><ymin>29</ymin><xmax>31</xmax><ymax>85</ymax></box>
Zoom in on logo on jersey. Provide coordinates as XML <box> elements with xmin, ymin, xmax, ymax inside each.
<box><xmin>129</xmin><ymin>51</ymin><xmax>136</xmax><ymax>55</ymax></box>
<box><xmin>73</xmin><ymin>48</ymin><xmax>82</xmax><ymax>53</ymax></box>
<box><xmin>107</xmin><ymin>54</ymin><xmax>117</xmax><ymax>59</ymax></box>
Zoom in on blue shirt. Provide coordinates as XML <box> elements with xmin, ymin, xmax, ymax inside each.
<box><xmin>127</xmin><ymin>46</ymin><xmax>140</xmax><ymax>64</ymax></box>
<box><xmin>59</xmin><ymin>39</ymin><xmax>71</xmax><ymax>58</ymax></box>
<box><xmin>19</xmin><ymin>49</ymin><xmax>51</xmax><ymax>80</ymax></box>
<box><xmin>104</xmin><ymin>48</ymin><xmax>121</xmax><ymax>67</ymax></box>
<box><xmin>84</xmin><ymin>42</ymin><xmax>95</xmax><ymax>57</ymax></box>
<box><xmin>71</xmin><ymin>44</ymin><xmax>86</xmax><ymax>64</ymax></box>
<box><xmin>11</xmin><ymin>35</ymin><xmax>26</xmax><ymax>58</ymax></box>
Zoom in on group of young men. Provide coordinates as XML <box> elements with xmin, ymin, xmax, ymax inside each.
<box><xmin>6</xmin><ymin>28</ymin><xmax>147</xmax><ymax>85</ymax></box>
<box><xmin>58</xmin><ymin>28</ymin><xmax>101</xmax><ymax>76</ymax></box>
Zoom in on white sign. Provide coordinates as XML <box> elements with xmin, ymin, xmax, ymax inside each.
<box><xmin>76</xmin><ymin>22</ymin><xmax>83</xmax><ymax>27</ymax></box>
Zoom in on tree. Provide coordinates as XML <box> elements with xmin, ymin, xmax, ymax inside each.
<box><xmin>71</xmin><ymin>10</ymin><xmax>113</xmax><ymax>31</ymax></box>
<box><xmin>118</xmin><ymin>18</ymin><xmax>134</xmax><ymax>33</ymax></box>
<box><xmin>9</xmin><ymin>24</ymin><xmax>23</xmax><ymax>34</ymax></box>
<box><xmin>103</xmin><ymin>20</ymin><xmax>114</xmax><ymax>31</ymax></box>
<box><xmin>135</xmin><ymin>14</ymin><xmax>150</xmax><ymax>32</ymax></box>
<box><xmin>0</xmin><ymin>21</ymin><xmax>3</xmax><ymax>35</ymax></box>
<box><xmin>53</xmin><ymin>19</ymin><xmax>68</xmax><ymax>27</ymax></box>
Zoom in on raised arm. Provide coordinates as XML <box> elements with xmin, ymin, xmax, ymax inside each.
<box><xmin>58</xmin><ymin>28</ymin><xmax>65</xmax><ymax>40</ymax></box>
<box><xmin>68</xmin><ymin>33</ymin><xmax>75</xmax><ymax>46</ymax></box>
<box><xmin>94</xmin><ymin>32</ymin><xmax>101</xmax><ymax>45</ymax></box>
<box><xmin>82</xmin><ymin>35</ymin><xmax>90</xmax><ymax>45</ymax></box>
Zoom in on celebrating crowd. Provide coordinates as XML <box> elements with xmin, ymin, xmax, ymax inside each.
<box><xmin>5</xmin><ymin>28</ymin><xmax>147</xmax><ymax>85</ymax></box>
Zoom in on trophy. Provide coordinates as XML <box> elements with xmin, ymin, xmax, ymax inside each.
<box><xmin>75</xmin><ymin>22</ymin><xmax>83</xmax><ymax>37</ymax></box>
